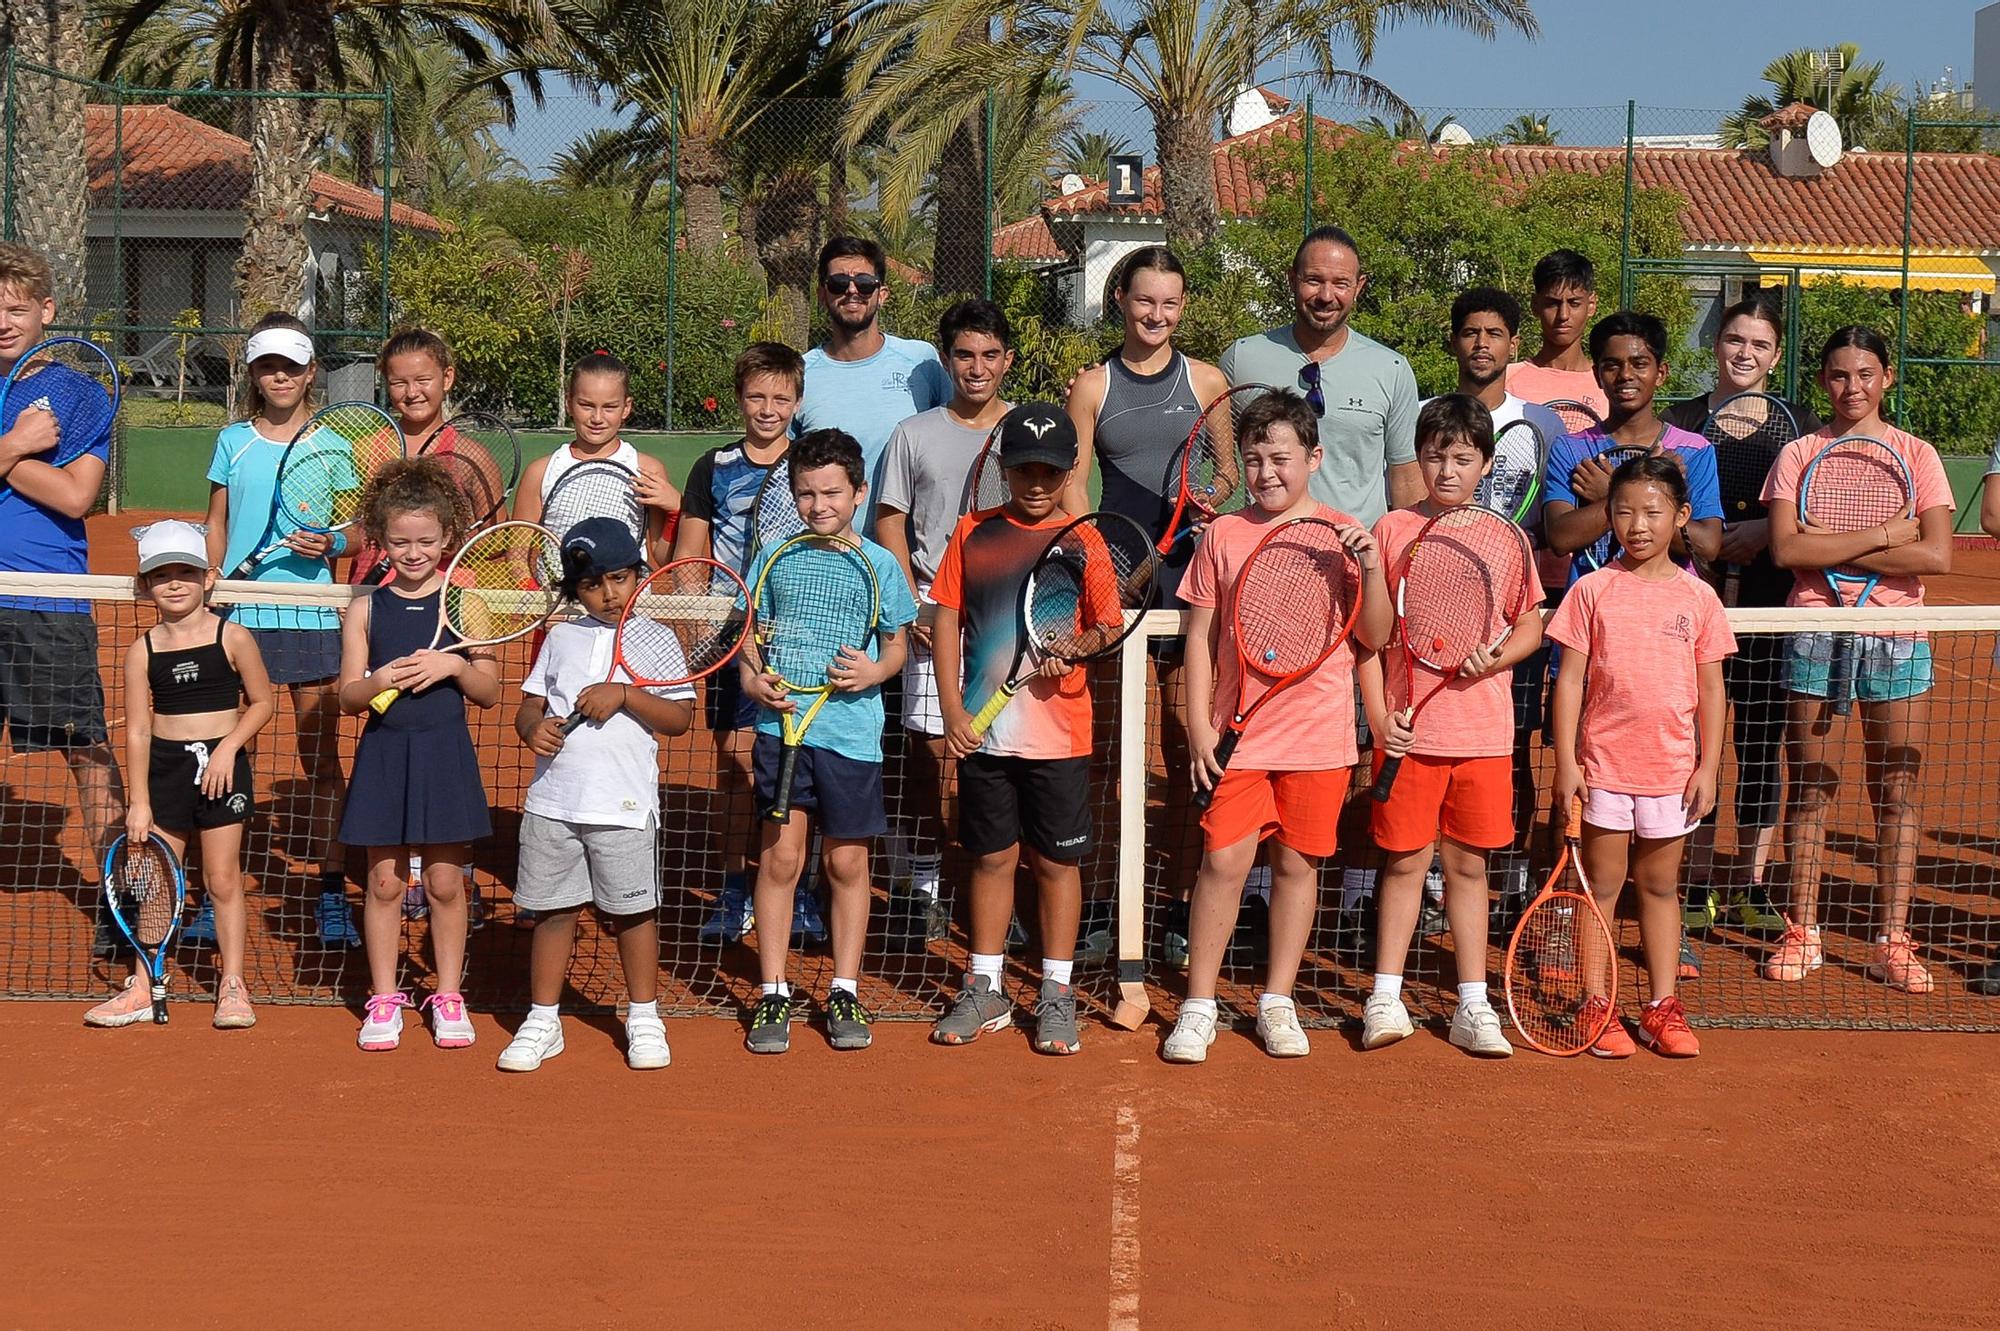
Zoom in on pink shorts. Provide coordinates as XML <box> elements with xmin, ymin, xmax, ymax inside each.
<box><xmin>1583</xmin><ymin>788</ymin><xmax>1695</xmax><ymax>840</ymax></box>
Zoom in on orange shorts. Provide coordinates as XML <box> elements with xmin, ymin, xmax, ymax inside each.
<box><xmin>1369</xmin><ymin>752</ymin><xmax>1514</xmax><ymax>853</ymax></box>
<box><xmin>1200</xmin><ymin>767</ymin><xmax>1348</xmax><ymax>858</ymax></box>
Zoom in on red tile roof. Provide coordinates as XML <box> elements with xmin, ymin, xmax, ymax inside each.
<box><xmin>1759</xmin><ymin>101</ymin><xmax>1820</xmax><ymax>133</ymax></box>
<box><xmin>84</xmin><ymin>104</ymin><xmax>442</xmax><ymax>234</ymax></box>
<box><xmin>1041</xmin><ymin>110</ymin><xmax>2000</xmax><ymax>254</ymax></box>
<box><xmin>993</xmin><ymin>212</ymin><xmax>1064</xmax><ymax>262</ymax></box>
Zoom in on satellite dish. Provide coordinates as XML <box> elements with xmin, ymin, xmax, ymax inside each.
<box><xmin>1436</xmin><ymin>122</ymin><xmax>1475</xmax><ymax>147</ymax></box>
<box><xmin>1805</xmin><ymin>110</ymin><xmax>1844</xmax><ymax>168</ymax></box>
<box><xmin>1060</xmin><ymin>172</ymin><xmax>1086</xmax><ymax>196</ymax></box>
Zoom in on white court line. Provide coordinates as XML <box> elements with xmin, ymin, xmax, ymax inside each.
<box><xmin>1108</xmin><ymin>1101</ymin><xmax>1141</xmax><ymax>1331</ymax></box>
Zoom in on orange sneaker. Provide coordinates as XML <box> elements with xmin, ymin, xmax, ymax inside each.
<box><xmin>1638</xmin><ymin>995</ymin><xmax>1701</xmax><ymax>1057</ymax></box>
<box><xmin>1867</xmin><ymin>931</ymin><xmax>1934</xmax><ymax>995</ymax></box>
<box><xmin>1581</xmin><ymin>996</ymin><xmax>1634</xmax><ymax>1059</ymax></box>
<box><xmin>1762</xmin><ymin>923</ymin><xmax>1823</xmax><ymax>982</ymax></box>
<box><xmin>84</xmin><ymin>975</ymin><xmax>156</xmax><ymax>1028</ymax></box>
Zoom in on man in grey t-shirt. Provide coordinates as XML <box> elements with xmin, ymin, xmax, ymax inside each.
<box><xmin>1218</xmin><ymin>226</ymin><xmax>1420</xmax><ymax>526</ymax></box>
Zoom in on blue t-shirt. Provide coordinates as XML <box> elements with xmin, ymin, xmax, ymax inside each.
<box><xmin>681</xmin><ymin>439</ymin><xmax>774</xmax><ymax>575</ymax></box>
<box><xmin>0</xmin><ymin>362</ymin><xmax>113</xmax><ymax>610</ymax></box>
<box><xmin>1541</xmin><ymin>423</ymin><xmax>1721</xmax><ymax>589</ymax></box>
<box><xmin>207</xmin><ymin>421</ymin><xmax>339</xmax><ymax>631</ymax></box>
<box><xmin>744</xmin><ymin>534</ymin><xmax>917</xmax><ymax>763</ymax></box>
<box><xmin>793</xmin><ymin>335</ymin><xmax>950</xmax><ymax>535</ymax></box>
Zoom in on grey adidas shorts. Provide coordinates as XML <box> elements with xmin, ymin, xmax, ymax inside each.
<box><xmin>514</xmin><ymin>811</ymin><xmax>660</xmax><ymax>915</ymax></box>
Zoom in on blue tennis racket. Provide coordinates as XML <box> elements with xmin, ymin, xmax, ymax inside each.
<box><xmin>1798</xmin><ymin>434</ymin><xmax>1914</xmax><ymax>716</ymax></box>
<box><xmin>232</xmin><ymin>401</ymin><xmax>406</xmax><ymax>576</ymax></box>
<box><xmin>101</xmin><ymin>832</ymin><xmax>187</xmax><ymax>1025</ymax></box>
<box><xmin>0</xmin><ymin>335</ymin><xmax>121</xmax><ymax>484</ymax></box>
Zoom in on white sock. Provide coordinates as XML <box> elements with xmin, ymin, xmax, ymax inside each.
<box><xmin>626</xmin><ymin>1000</ymin><xmax>658</xmax><ymax>1021</ymax></box>
<box><xmin>969</xmin><ymin>953</ymin><xmax>1003</xmax><ymax>990</ymax></box>
<box><xmin>528</xmin><ymin>1002</ymin><xmax>559</xmax><ymax>1023</ymax></box>
<box><xmin>1372</xmin><ymin>973</ymin><xmax>1404</xmax><ymax>999</ymax></box>
<box><xmin>831</xmin><ymin>976</ymin><xmax>858</xmax><ymax>996</ymax></box>
<box><xmin>1257</xmin><ymin>991</ymin><xmax>1293</xmax><ymax>1014</ymax></box>
<box><xmin>1043</xmin><ymin>958</ymin><xmax>1073</xmax><ymax>987</ymax></box>
<box><xmin>1181</xmin><ymin>996</ymin><xmax>1218</xmax><ymax>1022</ymax></box>
<box><xmin>1457</xmin><ymin>981</ymin><xmax>1488</xmax><ymax>1007</ymax></box>
<box><xmin>911</xmin><ymin>854</ymin><xmax>942</xmax><ymax>899</ymax></box>
<box><xmin>761</xmin><ymin>981</ymin><xmax>791</xmax><ymax>998</ymax></box>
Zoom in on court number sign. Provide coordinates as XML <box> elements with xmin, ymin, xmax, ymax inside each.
<box><xmin>1107</xmin><ymin>155</ymin><xmax>1144</xmax><ymax>205</ymax></box>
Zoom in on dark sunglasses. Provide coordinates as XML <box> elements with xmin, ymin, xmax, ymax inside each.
<box><xmin>822</xmin><ymin>273</ymin><xmax>884</xmax><ymax>297</ymax></box>
<box><xmin>1298</xmin><ymin>360</ymin><xmax>1326</xmax><ymax>416</ymax></box>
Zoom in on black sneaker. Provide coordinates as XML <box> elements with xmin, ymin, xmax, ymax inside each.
<box><xmin>824</xmin><ymin>988</ymin><xmax>874</xmax><ymax>1050</ymax></box>
<box><xmin>745</xmin><ymin>991</ymin><xmax>793</xmax><ymax>1054</ymax></box>
<box><xmin>1972</xmin><ymin>961</ymin><xmax>2000</xmax><ymax>997</ymax></box>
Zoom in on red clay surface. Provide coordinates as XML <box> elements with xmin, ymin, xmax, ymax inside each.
<box><xmin>5</xmin><ymin>1006</ymin><xmax>1998</xmax><ymax>1330</ymax></box>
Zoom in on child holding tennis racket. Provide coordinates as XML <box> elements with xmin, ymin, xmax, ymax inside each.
<box><xmin>1163</xmin><ymin>390</ymin><xmax>1391</xmax><ymax>1064</ymax></box>
<box><xmin>1359</xmin><ymin>395</ymin><xmax>1545</xmax><ymax>1058</ymax></box>
<box><xmin>203</xmin><ymin>313</ymin><xmax>355</xmax><ymax>947</ymax></box>
<box><xmin>513</xmin><ymin>351</ymin><xmax>681</xmax><ymax>567</ymax></box>
<box><xmin>335</xmin><ymin>459</ymin><xmax>496</xmax><ymax>1051</ymax></box>
<box><xmin>739</xmin><ymin>429</ymin><xmax>916</xmax><ymax>1054</ymax></box>
<box><xmin>499</xmin><ymin>518</ymin><xmax>696</xmax><ymax>1072</ymax></box>
<box><xmin>674</xmin><ymin>342</ymin><xmax>805</xmax><ymax>945</ymax></box>
<box><xmin>1761</xmin><ymin>325</ymin><xmax>1954</xmax><ymax>995</ymax></box>
<box><xmin>1548</xmin><ymin>455</ymin><xmax>1735</xmax><ymax>1058</ymax></box>
<box><xmin>86</xmin><ymin>521</ymin><xmax>275</xmax><ymax>1029</ymax></box>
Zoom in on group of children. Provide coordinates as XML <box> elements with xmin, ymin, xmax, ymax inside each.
<box><xmin>10</xmin><ymin>230</ymin><xmax>1955</xmax><ymax>1067</ymax></box>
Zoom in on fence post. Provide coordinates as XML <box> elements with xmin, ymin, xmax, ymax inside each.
<box><xmin>1896</xmin><ymin>107</ymin><xmax>1916</xmax><ymax>428</ymax></box>
<box><xmin>3</xmin><ymin>48</ymin><xmax>16</xmax><ymax>241</ymax></box>
<box><xmin>1303</xmin><ymin>91</ymin><xmax>1314</xmax><ymax>237</ymax></box>
<box><xmin>112</xmin><ymin>80</ymin><xmax>125</xmax><ymax>334</ymax></box>
<box><xmin>983</xmin><ymin>89</ymin><xmax>995</xmax><ymax>301</ymax></box>
<box><xmin>1619</xmin><ymin>100</ymin><xmax>1636</xmax><ymax>308</ymax></box>
<box><xmin>380</xmin><ymin>85</ymin><xmax>395</xmax><ymax>348</ymax></box>
<box><xmin>663</xmin><ymin>97</ymin><xmax>679</xmax><ymax>431</ymax></box>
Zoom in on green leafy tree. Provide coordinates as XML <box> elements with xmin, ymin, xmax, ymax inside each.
<box><xmin>1797</xmin><ymin>280</ymin><xmax>2000</xmax><ymax>455</ymax></box>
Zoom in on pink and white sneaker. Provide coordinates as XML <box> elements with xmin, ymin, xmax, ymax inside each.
<box><xmin>357</xmin><ymin>991</ymin><xmax>412</xmax><ymax>1051</ymax></box>
<box><xmin>424</xmin><ymin>991</ymin><xmax>476</xmax><ymax>1048</ymax></box>
<box><xmin>85</xmin><ymin>975</ymin><xmax>157</xmax><ymax>1028</ymax></box>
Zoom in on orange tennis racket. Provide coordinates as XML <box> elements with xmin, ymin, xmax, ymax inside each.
<box><xmin>1503</xmin><ymin>800</ymin><xmax>1618</xmax><ymax>1056</ymax></box>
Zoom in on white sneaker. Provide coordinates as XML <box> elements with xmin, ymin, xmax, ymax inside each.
<box><xmin>357</xmin><ymin>991</ymin><xmax>411</xmax><ymax>1052</ymax></box>
<box><xmin>1361</xmin><ymin>992</ymin><xmax>1414</xmax><ymax>1049</ymax></box>
<box><xmin>424</xmin><ymin>992</ymin><xmax>476</xmax><ymax>1048</ymax></box>
<box><xmin>1161</xmin><ymin>1009</ymin><xmax>1218</xmax><ymax>1064</ymax></box>
<box><xmin>625</xmin><ymin>1012</ymin><xmax>671</xmax><ymax>1070</ymax></box>
<box><xmin>497</xmin><ymin>1014</ymin><xmax>564</xmax><ymax>1072</ymax></box>
<box><xmin>1255</xmin><ymin>1000</ymin><xmax>1311</xmax><ymax>1058</ymax></box>
<box><xmin>1448</xmin><ymin>998</ymin><xmax>1513</xmax><ymax>1058</ymax></box>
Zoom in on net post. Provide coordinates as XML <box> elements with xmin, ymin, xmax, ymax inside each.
<box><xmin>664</xmin><ymin>97</ymin><xmax>679</xmax><ymax>431</ymax></box>
<box><xmin>1618</xmin><ymin>100</ymin><xmax>1636</xmax><ymax>308</ymax></box>
<box><xmin>1110</xmin><ymin>608</ymin><xmax>1156</xmax><ymax>1029</ymax></box>
<box><xmin>1897</xmin><ymin>106</ymin><xmax>1916</xmax><ymax>429</ymax></box>
<box><xmin>2</xmin><ymin>48</ymin><xmax>15</xmax><ymax>241</ymax></box>
<box><xmin>1302</xmin><ymin>91</ymin><xmax>1314</xmax><ymax>237</ymax></box>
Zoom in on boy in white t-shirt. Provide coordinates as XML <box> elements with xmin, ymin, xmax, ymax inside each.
<box><xmin>497</xmin><ymin>518</ymin><xmax>696</xmax><ymax>1073</ymax></box>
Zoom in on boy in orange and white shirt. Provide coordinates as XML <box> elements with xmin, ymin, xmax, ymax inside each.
<box><xmin>1360</xmin><ymin>395</ymin><xmax>1546</xmax><ymax>1057</ymax></box>
<box><xmin>1162</xmin><ymin>390</ymin><xmax>1391</xmax><ymax>1064</ymax></box>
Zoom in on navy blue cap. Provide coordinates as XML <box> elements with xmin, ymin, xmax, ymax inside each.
<box><xmin>560</xmin><ymin>516</ymin><xmax>644</xmax><ymax>581</ymax></box>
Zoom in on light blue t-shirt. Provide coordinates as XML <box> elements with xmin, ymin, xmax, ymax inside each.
<box><xmin>207</xmin><ymin>421</ymin><xmax>339</xmax><ymax>630</ymax></box>
<box><xmin>794</xmin><ymin>334</ymin><xmax>950</xmax><ymax>534</ymax></box>
<box><xmin>745</xmin><ymin>534</ymin><xmax>917</xmax><ymax>763</ymax></box>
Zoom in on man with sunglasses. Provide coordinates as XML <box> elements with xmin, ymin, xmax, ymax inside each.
<box><xmin>794</xmin><ymin>235</ymin><xmax>950</xmax><ymax>537</ymax></box>
<box><xmin>1218</xmin><ymin>225</ymin><xmax>1421</xmax><ymax>527</ymax></box>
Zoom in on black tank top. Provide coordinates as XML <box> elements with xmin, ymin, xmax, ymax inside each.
<box><xmin>147</xmin><ymin>619</ymin><xmax>241</xmax><ymax>715</ymax></box>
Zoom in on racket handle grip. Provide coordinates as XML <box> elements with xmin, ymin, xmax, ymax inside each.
<box><xmin>967</xmin><ymin>684</ymin><xmax>1017</xmax><ymax>739</ymax></box>
<box><xmin>768</xmin><ymin>744</ymin><xmax>800</xmax><ymax>823</ymax></box>
<box><xmin>1190</xmin><ymin>730</ymin><xmax>1241</xmax><ymax>812</ymax></box>
<box><xmin>559</xmin><ymin>711</ymin><xmax>589</xmax><ymax>736</ymax></box>
<box><xmin>1369</xmin><ymin>755</ymin><xmax>1404</xmax><ymax>804</ymax></box>
<box><xmin>151</xmin><ymin>981</ymin><xmax>170</xmax><ymax>1026</ymax></box>
<box><xmin>367</xmin><ymin>686</ymin><xmax>400</xmax><ymax>715</ymax></box>
<box><xmin>1827</xmin><ymin>632</ymin><xmax>1856</xmax><ymax>717</ymax></box>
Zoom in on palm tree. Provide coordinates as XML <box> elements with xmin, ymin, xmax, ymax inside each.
<box><xmin>1498</xmin><ymin>112</ymin><xmax>1557</xmax><ymax>145</ymax></box>
<box><xmin>5</xmin><ymin>0</ymin><xmax>93</xmax><ymax>311</ymax></box>
<box><xmin>326</xmin><ymin>42</ymin><xmax>523</xmax><ymax>207</ymax></box>
<box><xmin>1720</xmin><ymin>43</ymin><xmax>1898</xmax><ymax>151</ymax></box>
<box><xmin>95</xmin><ymin>0</ymin><xmax>554</xmax><ymax>320</ymax></box>
<box><xmin>1359</xmin><ymin>110</ymin><xmax>1461</xmax><ymax>144</ymax></box>
<box><xmin>1056</xmin><ymin>127</ymin><xmax>1133</xmax><ymax>182</ymax></box>
<box><xmin>846</xmin><ymin>0</ymin><xmax>1539</xmax><ymax>251</ymax></box>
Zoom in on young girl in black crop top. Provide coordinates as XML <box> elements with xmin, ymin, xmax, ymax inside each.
<box><xmin>86</xmin><ymin>521</ymin><xmax>274</xmax><ymax>1031</ymax></box>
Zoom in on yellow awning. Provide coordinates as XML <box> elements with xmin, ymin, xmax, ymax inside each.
<box><xmin>1747</xmin><ymin>249</ymin><xmax>1996</xmax><ymax>294</ymax></box>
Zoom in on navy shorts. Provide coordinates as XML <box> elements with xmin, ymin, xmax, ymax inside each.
<box><xmin>0</xmin><ymin>607</ymin><xmax>108</xmax><ymax>750</ymax></box>
<box><xmin>751</xmin><ymin>732</ymin><xmax>886</xmax><ymax>840</ymax></box>
<box><xmin>703</xmin><ymin>667</ymin><xmax>760</xmax><ymax>733</ymax></box>
<box><xmin>957</xmin><ymin>752</ymin><xmax>1093</xmax><ymax>860</ymax></box>
<box><xmin>248</xmin><ymin>627</ymin><xmax>340</xmax><ymax>685</ymax></box>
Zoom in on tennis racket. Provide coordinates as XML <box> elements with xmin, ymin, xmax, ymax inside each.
<box><xmin>1798</xmin><ymin>434</ymin><xmax>1915</xmax><ymax>716</ymax></box>
<box><xmin>366</xmin><ymin>521</ymin><xmax>563</xmax><ymax>714</ymax></box>
<box><xmin>1191</xmin><ymin>516</ymin><xmax>1364</xmax><ymax>812</ymax></box>
<box><xmin>0</xmin><ymin>336</ymin><xmax>122</xmax><ymax>481</ymax></box>
<box><xmin>1503</xmin><ymin>800</ymin><xmax>1617</xmax><ymax>1056</ymax></box>
<box><xmin>963</xmin><ymin>422</ymin><xmax>1012</xmax><ymax>515</ymax></box>
<box><xmin>1479</xmin><ymin>417</ymin><xmax>1549</xmax><ymax>525</ymax></box>
<box><xmin>541</xmin><ymin>458</ymin><xmax>644</xmax><ymax>547</ymax></box>
<box><xmin>746</xmin><ymin>455</ymin><xmax>806</xmax><ymax>568</ymax></box>
<box><xmin>559</xmin><ymin>558</ymin><xmax>751</xmax><ymax>735</ymax></box>
<box><xmin>749</xmin><ymin>532</ymin><xmax>883</xmax><ymax>823</ymax></box>
<box><xmin>1576</xmin><ymin>443</ymin><xmax>1654</xmax><ymax>572</ymax></box>
<box><xmin>1155</xmin><ymin>383</ymin><xmax>1264</xmax><ymax>556</ymax></box>
<box><xmin>967</xmin><ymin>511</ymin><xmax>1155</xmax><ymax>738</ymax></box>
<box><xmin>1370</xmin><ymin>506</ymin><xmax>1533</xmax><ymax>803</ymax></box>
<box><xmin>1543</xmin><ymin>398</ymin><xmax>1604</xmax><ymax>439</ymax></box>
<box><xmin>1701</xmin><ymin>391</ymin><xmax>1799</xmax><ymax>605</ymax></box>
<box><xmin>101</xmin><ymin>832</ymin><xmax>187</xmax><ymax>1025</ymax></box>
<box><xmin>421</xmin><ymin>411</ymin><xmax>522</xmax><ymax>527</ymax></box>
<box><xmin>231</xmin><ymin>402</ymin><xmax>406</xmax><ymax>577</ymax></box>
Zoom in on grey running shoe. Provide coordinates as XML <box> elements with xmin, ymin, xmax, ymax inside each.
<box><xmin>1033</xmin><ymin>980</ymin><xmax>1081</xmax><ymax>1055</ymax></box>
<box><xmin>745</xmin><ymin>991</ymin><xmax>793</xmax><ymax>1054</ymax></box>
<box><xmin>824</xmin><ymin>988</ymin><xmax>874</xmax><ymax>1050</ymax></box>
<box><xmin>931</xmin><ymin>975</ymin><xmax>1013</xmax><ymax>1045</ymax></box>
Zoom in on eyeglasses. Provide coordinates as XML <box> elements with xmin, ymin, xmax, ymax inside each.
<box><xmin>822</xmin><ymin>273</ymin><xmax>884</xmax><ymax>297</ymax></box>
<box><xmin>1298</xmin><ymin>360</ymin><xmax>1325</xmax><ymax>416</ymax></box>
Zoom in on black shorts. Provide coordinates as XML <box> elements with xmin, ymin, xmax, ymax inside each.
<box><xmin>0</xmin><ymin>607</ymin><xmax>108</xmax><ymax>750</ymax></box>
<box><xmin>703</xmin><ymin>667</ymin><xmax>760</xmax><ymax>733</ymax></box>
<box><xmin>957</xmin><ymin>752</ymin><xmax>1093</xmax><ymax>860</ymax></box>
<box><xmin>149</xmin><ymin>736</ymin><xmax>255</xmax><ymax>831</ymax></box>
<box><xmin>751</xmin><ymin>733</ymin><xmax>886</xmax><ymax>840</ymax></box>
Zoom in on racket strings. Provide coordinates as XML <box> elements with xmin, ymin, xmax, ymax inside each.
<box><xmin>1234</xmin><ymin>526</ymin><xmax>1357</xmax><ymax>676</ymax></box>
<box><xmin>1704</xmin><ymin>397</ymin><xmax>1798</xmax><ymax>517</ymax></box>
<box><xmin>1801</xmin><ymin>445</ymin><xmax>1912</xmax><ymax>532</ymax></box>
<box><xmin>544</xmin><ymin>464</ymin><xmax>644</xmax><ymax>544</ymax></box>
<box><xmin>1026</xmin><ymin>517</ymin><xmax>1152</xmax><ymax>659</ymax></box>
<box><xmin>757</xmin><ymin>542</ymin><xmax>875</xmax><ymax>689</ymax></box>
<box><xmin>1483</xmin><ymin>420</ymin><xmax>1544</xmax><ymax>517</ymax></box>
<box><xmin>431</xmin><ymin>419</ymin><xmax>520</xmax><ymax>522</ymax></box>
<box><xmin>969</xmin><ymin>448</ymin><xmax>1011</xmax><ymax>512</ymax></box>
<box><xmin>1399</xmin><ymin>511</ymin><xmax>1526</xmax><ymax>671</ymax></box>
<box><xmin>112</xmin><ymin>841</ymin><xmax>177</xmax><ymax>948</ymax></box>
<box><xmin>753</xmin><ymin>459</ymin><xmax>806</xmax><ymax>553</ymax></box>
<box><xmin>281</xmin><ymin>406</ymin><xmax>404</xmax><ymax>528</ymax></box>
<box><xmin>624</xmin><ymin>563</ymin><xmax>749</xmax><ymax>681</ymax></box>
<box><xmin>442</xmin><ymin>525</ymin><xmax>561</xmax><ymax>642</ymax></box>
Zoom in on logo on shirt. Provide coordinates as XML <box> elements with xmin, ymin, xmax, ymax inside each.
<box><xmin>1664</xmin><ymin>613</ymin><xmax>1693</xmax><ymax>643</ymax></box>
<box><xmin>171</xmin><ymin>661</ymin><xmax>200</xmax><ymax>685</ymax></box>
<box><xmin>225</xmin><ymin>792</ymin><xmax>248</xmax><ymax>815</ymax></box>
<box><xmin>884</xmin><ymin>371</ymin><xmax>911</xmax><ymax>393</ymax></box>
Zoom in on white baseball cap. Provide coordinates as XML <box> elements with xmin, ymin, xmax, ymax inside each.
<box><xmin>244</xmin><ymin>327</ymin><xmax>315</xmax><ymax>367</ymax></box>
<box><xmin>133</xmin><ymin>520</ymin><xmax>210</xmax><ymax>574</ymax></box>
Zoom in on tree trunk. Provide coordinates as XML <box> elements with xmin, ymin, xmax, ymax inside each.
<box><xmin>7</xmin><ymin>0</ymin><xmax>93</xmax><ymax>313</ymax></box>
<box><xmin>1154</xmin><ymin>107</ymin><xmax>1220</xmax><ymax>251</ymax></box>
<box><xmin>753</xmin><ymin>167</ymin><xmax>821</xmax><ymax>349</ymax></box>
<box><xmin>678</xmin><ymin>132</ymin><xmax>727</xmax><ymax>253</ymax></box>
<box><xmin>930</xmin><ymin>110</ymin><xmax>984</xmax><ymax>295</ymax></box>
<box><xmin>236</xmin><ymin>16</ymin><xmax>329</xmax><ymax>322</ymax></box>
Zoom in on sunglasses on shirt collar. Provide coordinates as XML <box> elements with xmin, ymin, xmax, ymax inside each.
<box><xmin>1298</xmin><ymin>360</ymin><xmax>1326</xmax><ymax>416</ymax></box>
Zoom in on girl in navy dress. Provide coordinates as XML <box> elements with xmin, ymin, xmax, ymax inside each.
<box><xmin>336</xmin><ymin>459</ymin><xmax>496</xmax><ymax>1051</ymax></box>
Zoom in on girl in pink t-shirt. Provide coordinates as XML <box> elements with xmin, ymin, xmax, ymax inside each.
<box><xmin>1761</xmin><ymin>326</ymin><xmax>1954</xmax><ymax>996</ymax></box>
<box><xmin>1548</xmin><ymin>455</ymin><xmax>1735</xmax><ymax>1058</ymax></box>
